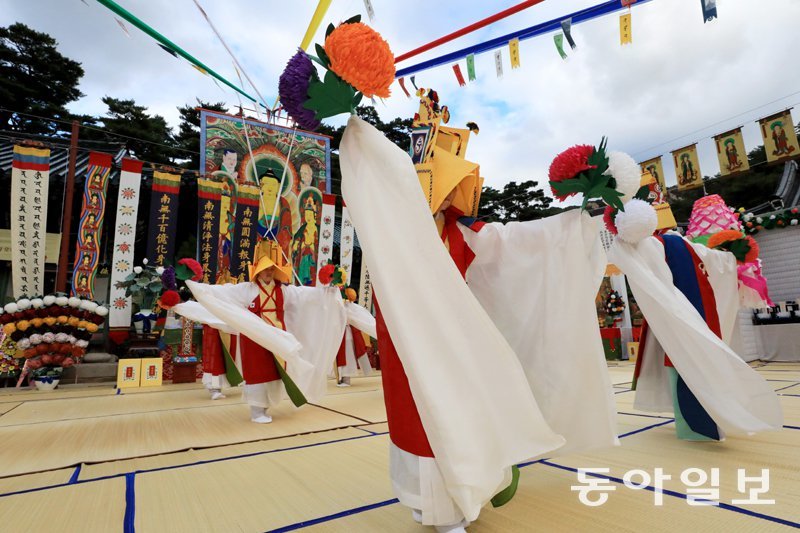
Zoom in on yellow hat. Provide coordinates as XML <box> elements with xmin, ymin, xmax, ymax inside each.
<box><xmin>249</xmin><ymin>239</ymin><xmax>293</xmax><ymax>284</ymax></box>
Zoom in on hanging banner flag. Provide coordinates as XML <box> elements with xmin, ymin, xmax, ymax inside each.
<box><xmin>554</xmin><ymin>34</ymin><xmax>568</xmax><ymax>60</ymax></box>
<box><xmin>466</xmin><ymin>54</ymin><xmax>477</xmax><ymax>82</ymax></box>
<box><xmin>339</xmin><ymin>199</ymin><xmax>355</xmax><ymax>282</ymax></box>
<box><xmin>109</xmin><ymin>158</ymin><xmax>143</xmax><ymax>342</ymax></box>
<box><xmin>410</xmin><ymin>76</ymin><xmax>418</xmax><ymax>90</ymax></box>
<box><xmin>620</xmin><ymin>13</ymin><xmax>632</xmax><ymax>45</ymax></box>
<box><xmin>146</xmin><ymin>170</ymin><xmax>181</xmax><ymax>266</ymax></box>
<box><xmin>509</xmin><ymin>38</ymin><xmax>521</xmax><ymax>69</ymax></box>
<box><xmin>357</xmin><ymin>260</ymin><xmax>373</xmax><ymax>313</ymax></box>
<box><xmin>232</xmin><ymin>184</ymin><xmax>261</xmax><ymax>281</ymax></box>
<box><xmin>639</xmin><ymin>156</ymin><xmax>666</xmax><ymax>192</ymax></box>
<box><xmin>494</xmin><ymin>49</ymin><xmax>503</xmax><ymax>78</ymax></box>
<box><xmin>713</xmin><ymin>128</ymin><xmax>750</xmax><ymax>176</ymax></box>
<box><xmin>72</xmin><ymin>152</ymin><xmax>112</xmax><ymax>298</ymax></box>
<box><xmin>561</xmin><ymin>18</ymin><xmax>577</xmax><ymax>49</ymax></box>
<box><xmin>363</xmin><ymin>0</ymin><xmax>375</xmax><ymax>22</ymax></box>
<box><xmin>758</xmin><ymin>109</ymin><xmax>799</xmax><ymax>163</ymax></box>
<box><xmin>317</xmin><ymin>194</ymin><xmax>336</xmax><ymax>280</ymax></box>
<box><xmin>453</xmin><ymin>64</ymin><xmax>466</xmax><ymax>86</ymax></box>
<box><xmin>197</xmin><ymin>178</ymin><xmax>223</xmax><ymax>282</ymax></box>
<box><xmin>216</xmin><ymin>177</ymin><xmax>237</xmax><ymax>282</ymax></box>
<box><xmin>671</xmin><ymin>144</ymin><xmax>703</xmax><ymax>191</ymax></box>
<box><xmin>398</xmin><ymin>77</ymin><xmax>411</xmax><ymax>98</ymax></box>
<box><xmin>621</xmin><ymin>0</ymin><xmax>637</xmax><ymax>6</ymax></box>
<box><xmin>700</xmin><ymin>0</ymin><xmax>717</xmax><ymax>23</ymax></box>
<box><xmin>10</xmin><ymin>145</ymin><xmax>50</xmax><ymax>298</ymax></box>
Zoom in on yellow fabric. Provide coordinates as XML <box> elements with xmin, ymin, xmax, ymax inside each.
<box><xmin>249</xmin><ymin>239</ymin><xmax>292</xmax><ymax>283</ymax></box>
<box><xmin>299</xmin><ymin>0</ymin><xmax>332</xmax><ymax>51</ymax></box>
<box><xmin>417</xmin><ymin>147</ymin><xmax>481</xmax><ymax>215</ymax></box>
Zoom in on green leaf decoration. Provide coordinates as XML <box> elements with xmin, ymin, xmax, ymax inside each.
<box><xmin>303</xmin><ymin>70</ymin><xmax>357</xmax><ymax>121</ymax></box>
<box><xmin>717</xmin><ymin>238</ymin><xmax>751</xmax><ymax>263</ymax></box>
<box><xmin>148</xmin><ymin>280</ymin><xmax>163</xmax><ymax>292</ymax></box>
<box><xmin>550</xmin><ymin>178</ymin><xmax>587</xmax><ymax>196</ymax></box>
<box><xmin>633</xmin><ymin>185</ymin><xmax>651</xmax><ymax>201</ymax></box>
<box><xmin>315</xmin><ymin>43</ymin><xmax>330</xmax><ymax>68</ymax></box>
<box><xmin>325</xmin><ymin>23</ymin><xmax>335</xmax><ymax>38</ymax></box>
<box><xmin>343</xmin><ymin>14</ymin><xmax>362</xmax><ymax>25</ymax></box>
<box><xmin>352</xmin><ymin>92</ymin><xmax>363</xmax><ymax>108</ymax></box>
<box><xmin>491</xmin><ymin>466</ymin><xmax>520</xmax><ymax>508</ymax></box>
<box><xmin>600</xmin><ymin>189</ymin><xmax>626</xmax><ymax>211</ymax></box>
<box><xmin>175</xmin><ymin>263</ymin><xmax>193</xmax><ymax>281</ymax></box>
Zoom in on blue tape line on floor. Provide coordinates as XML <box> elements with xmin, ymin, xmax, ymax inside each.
<box><xmin>123</xmin><ymin>473</ymin><xmax>136</xmax><ymax>533</ymax></box>
<box><xmin>68</xmin><ymin>465</ymin><xmax>81</xmax><ymax>484</ymax></box>
<box><xmin>539</xmin><ymin>460</ymin><xmax>800</xmax><ymax>529</ymax></box>
<box><xmin>265</xmin><ymin>498</ymin><xmax>399</xmax><ymax>533</ymax></box>
<box><xmin>618</xmin><ymin>419</ymin><xmax>674</xmax><ymax>439</ymax></box>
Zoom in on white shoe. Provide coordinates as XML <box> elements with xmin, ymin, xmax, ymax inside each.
<box><xmin>251</xmin><ymin>414</ymin><xmax>273</xmax><ymax>424</ymax></box>
<box><xmin>210</xmin><ymin>391</ymin><xmax>226</xmax><ymax>400</ymax></box>
<box><xmin>412</xmin><ymin>510</ymin><xmax>422</xmax><ymax>524</ymax></box>
<box><xmin>435</xmin><ymin>520</ymin><xmax>469</xmax><ymax>532</ymax></box>
<box><xmin>336</xmin><ymin>382</ymin><xmax>351</xmax><ymax>388</ymax></box>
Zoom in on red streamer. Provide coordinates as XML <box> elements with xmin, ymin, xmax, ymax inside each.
<box><xmin>395</xmin><ymin>0</ymin><xmax>546</xmax><ymax>63</ymax></box>
<box><xmin>452</xmin><ymin>64</ymin><xmax>466</xmax><ymax>86</ymax></box>
<box><xmin>398</xmin><ymin>77</ymin><xmax>411</xmax><ymax>97</ymax></box>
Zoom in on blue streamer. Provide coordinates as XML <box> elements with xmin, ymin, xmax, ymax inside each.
<box><xmin>396</xmin><ymin>0</ymin><xmax>654</xmax><ymax>78</ymax></box>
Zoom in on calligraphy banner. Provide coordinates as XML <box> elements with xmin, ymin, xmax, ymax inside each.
<box><xmin>339</xmin><ymin>199</ymin><xmax>355</xmax><ymax>283</ymax></box>
<box><xmin>197</xmin><ymin>178</ymin><xmax>222</xmax><ymax>283</ymax></box>
<box><xmin>357</xmin><ymin>260</ymin><xmax>373</xmax><ymax>313</ymax></box>
<box><xmin>146</xmin><ymin>171</ymin><xmax>181</xmax><ymax>266</ymax></box>
<box><xmin>200</xmin><ymin>110</ymin><xmax>331</xmax><ymax>285</ymax></box>
<box><xmin>639</xmin><ymin>156</ymin><xmax>666</xmax><ymax>192</ymax></box>
<box><xmin>758</xmin><ymin>110</ymin><xmax>799</xmax><ymax>163</ymax></box>
<box><xmin>71</xmin><ymin>152</ymin><xmax>112</xmax><ymax>298</ymax></box>
<box><xmin>109</xmin><ymin>158</ymin><xmax>144</xmax><ymax>341</ymax></box>
<box><xmin>10</xmin><ymin>145</ymin><xmax>50</xmax><ymax>298</ymax></box>
<box><xmin>713</xmin><ymin>128</ymin><xmax>750</xmax><ymax>176</ymax></box>
<box><xmin>316</xmin><ymin>194</ymin><xmax>336</xmax><ymax>283</ymax></box>
<box><xmin>671</xmin><ymin>144</ymin><xmax>703</xmax><ymax>191</ymax></box>
<box><xmin>232</xmin><ymin>184</ymin><xmax>260</xmax><ymax>281</ymax></box>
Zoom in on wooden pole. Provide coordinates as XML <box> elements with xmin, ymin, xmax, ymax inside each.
<box><xmin>55</xmin><ymin>120</ymin><xmax>79</xmax><ymax>293</ymax></box>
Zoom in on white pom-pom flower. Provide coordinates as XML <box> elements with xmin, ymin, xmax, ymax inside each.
<box><xmin>17</xmin><ymin>298</ymin><xmax>31</xmax><ymax>311</ymax></box>
<box><xmin>55</xmin><ymin>333</ymin><xmax>69</xmax><ymax>343</ymax></box>
<box><xmin>604</xmin><ymin>151</ymin><xmax>641</xmax><ymax>203</ymax></box>
<box><xmin>614</xmin><ymin>199</ymin><xmax>658</xmax><ymax>244</ymax></box>
<box><xmin>29</xmin><ymin>334</ymin><xmax>43</xmax><ymax>345</ymax></box>
<box><xmin>55</xmin><ymin>296</ymin><xmax>69</xmax><ymax>307</ymax></box>
<box><xmin>67</xmin><ymin>335</ymin><xmax>77</xmax><ymax>344</ymax></box>
<box><xmin>68</xmin><ymin>297</ymin><xmax>81</xmax><ymax>308</ymax></box>
<box><xmin>42</xmin><ymin>332</ymin><xmax>55</xmax><ymax>343</ymax></box>
<box><xmin>17</xmin><ymin>338</ymin><xmax>31</xmax><ymax>349</ymax></box>
<box><xmin>95</xmin><ymin>306</ymin><xmax>109</xmax><ymax>317</ymax></box>
<box><xmin>133</xmin><ymin>266</ymin><xmax>143</xmax><ymax>274</ymax></box>
<box><xmin>4</xmin><ymin>303</ymin><xmax>18</xmax><ymax>314</ymax></box>
<box><xmin>31</xmin><ymin>298</ymin><xmax>44</xmax><ymax>309</ymax></box>
<box><xmin>80</xmin><ymin>300</ymin><xmax>93</xmax><ymax>311</ymax></box>
<box><xmin>43</xmin><ymin>295</ymin><xmax>57</xmax><ymax>306</ymax></box>
<box><xmin>76</xmin><ymin>340</ymin><xmax>89</xmax><ymax>348</ymax></box>
<box><xmin>156</xmin><ymin>266</ymin><xmax>165</xmax><ymax>275</ymax></box>
<box><xmin>85</xmin><ymin>301</ymin><xmax>98</xmax><ymax>313</ymax></box>
<box><xmin>142</xmin><ymin>258</ymin><xmax>149</xmax><ymax>265</ymax></box>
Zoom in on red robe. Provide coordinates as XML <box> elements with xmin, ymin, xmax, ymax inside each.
<box><xmin>336</xmin><ymin>325</ymin><xmax>368</xmax><ymax>367</ymax></box>
<box><xmin>376</xmin><ymin>208</ymin><xmax>484</xmax><ymax>457</ymax></box>
<box><xmin>238</xmin><ymin>279</ymin><xmax>286</xmax><ymax>384</ymax></box>
<box><xmin>202</xmin><ymin>325</ymin><xmax>238</xmax><ymax>377</ymax></box>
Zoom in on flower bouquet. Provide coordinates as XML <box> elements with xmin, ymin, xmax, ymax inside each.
<box><xmin>603</xmin><ymin>290</ymin><xmax>626</xmax><ymax>327</ymax></box>
<box><xmin>159</xmin><ymin>258</ymin><xmax>204</xmax><ymax>366</ymax></box>
<box><xmin>114</xmin><ymin>259</ymin><xmax>165</xmax><ymax>334</ymax></box>
<box><xmin>0</xmin><ymin>294</ymin><xmax>108</xmax><ymax>389</ymax></box>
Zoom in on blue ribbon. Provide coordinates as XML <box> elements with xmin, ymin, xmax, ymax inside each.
<box><xmin>132</xmin><ymin>312</ymin><xmax>157</xmax><ymax>334</ymax></box>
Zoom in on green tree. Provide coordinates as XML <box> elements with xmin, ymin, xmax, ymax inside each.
<box><xmin>0</xmin><ymin>23</ymin><xmax>84</xmax><ymax>135</ymax></box>
<box><xmin>98</xmin><ymin>97</ymin><xmax>176</xmax><ymax>164</ymax></box>
<box><xmin>478</xmin><ymin>180</ymin><xmax>560</xmax><ymax>223</ymax></box>
<box><xmin>174</xmin><ymin>100</ymin><xmax>229</xmax><ymax>169</ymax></box>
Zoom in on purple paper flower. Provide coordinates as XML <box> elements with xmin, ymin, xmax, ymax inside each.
<box><xmin>161</xmin><ymin>266</ymin><xmax>177</xmax><ymax>291</ymax></box>
<box><xmin>279</xmin><ymin>49</ymin><xmax>320</xmax><ymax>131</ymax></box>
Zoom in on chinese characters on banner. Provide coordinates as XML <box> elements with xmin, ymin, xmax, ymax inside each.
<box><xmin>10</xmin><ymin>145</ymin><xmax>50</xmax><ymax>298</ymax></box>
<box><xmin>231</xmin><ymin>184</ymin><xmax>260</xmax><ymax>281</ymax></box>
<box><xmin>146</xmin><ymin>171</ymin><xmax>181</xmax><ymax>266</ymax></box>
<box><xmin>72</xmin><ymin>152</ymin><xmax>112</xmax><ymax>298</ymax></box>
<box><xmin>713</xmin><ymin>128</ymin><xmax>750</xmax><ymax>176</ymax></box>
<box><xmin>671</xmin><ymin>144</ymin><xmax>703</xmax><ymax>191</ymax></box>
<box><xmin>339</xmin><ymin>199</ymin><xmax>355</xmax><ymax>282</ymax></box>
<box><xmin>108</xmin><ymin>158</ymin><xmax>144</xmax><ymax>341</ymax></box>
<box><xmin>357</xmin><ymin>260</ymin><xmax>373</xmax><ymax>312</ymax></box>
<box><xmin>196</xmin><ymin>178</ymin><xmax>222</xmax><ymax>283</ymax></box>
<box><xmin>758</xmin><ymin>109</ymin><xmax>799</xmax><ymax>164</ymax></box>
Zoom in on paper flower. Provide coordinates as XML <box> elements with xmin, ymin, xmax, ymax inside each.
<box><xmin>161</xmin><ymin>266</ymin><xmax>177</xmax><ymax>290</ymax></box>
<box><xmin>177</xmin><ymin>258</ymin><xmax>203</xmax><ymax>282</ymax></box>
<box><xmin>603</xmin><ymin>205</ymin><xmax>618</xmax><ymax>235</ymax></box>
<box><xmin>548</xmin><ymin>145</ymin><xmax>597</xmax><ymax>201</ymax></box>
<box><xmin>325</xmin><ymin>22</ymin><xmax>395</xmax><ymax>98</ymax></box>
<box><xmin>604</xmin><ymin>151</ymin><xmax>641</xmax><ymax>203</ymax></box>
<box><xmin>279</xmin><ymin>50</ymin><xmax>321</xmax><ymax>131</ymax></box>
<box><xmin>318</xmin><ymin>264</ymin><xmax>335</xmax><ymax>285</ymax></box>
<box><xmin>614</xmin><ymin>199</ymin><xmax>657</xmax><ymax>244</ymax></box>
<box><xmin>160</xmin><ymin>290</ymin><xmax>181</xmax><ymax>309</ymax></box>
<box><xmin>133</xmin><ymin>266</ymin><xmax>143</xmax><ymax>274</ymax></box>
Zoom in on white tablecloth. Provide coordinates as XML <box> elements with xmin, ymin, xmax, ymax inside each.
<box><xmin>755</xmin><ymin>323</ymin><xmax>800</xmax><ymax>361</ymax></box>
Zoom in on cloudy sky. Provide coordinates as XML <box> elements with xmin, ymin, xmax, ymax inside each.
<box><xmin>5</xmin><ymin>0</ymin><xmax>800</xmax><ymax>198</ymax></box>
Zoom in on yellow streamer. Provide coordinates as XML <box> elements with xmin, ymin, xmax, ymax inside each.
<box><xmin>509</xmin><ymin>38</ymin><xmax>521</xmax><ymax>69</ymax></box>
<box><xmin>300</xmin><ymin>0</ymin><xmax>333</xmax><ymax>51</ymax></box>
<box><xmin>620</xmin><ymin>13</ymin><xmax>632</xmax><ymax>45</ymax></box>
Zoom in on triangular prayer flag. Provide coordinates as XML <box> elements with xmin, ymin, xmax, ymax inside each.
<box><xmin>452</xmin><ymin>64</ymin><xmax>466</xmax><ymax>87</ymax></box>
<box><xmin>509</xmin><ymin>38</ymin><xmax>521</xmax><ymax>69</ymax></box>
<box><xmin>554</xmin><ymin>34</ymin><xmax>568</xmax><ymax>60</ymax></box>
<box><xmin>466</xmin><ymin>54</ymin><xmax>476</xmax><ymax>82</ymax></box>
<box><xmin>192</xmin><ymin>64</ymin><xmax>209</xmax><ymax>75</ymax></box>
<box><xmin>158</xmin><ymin>43</ymin><xmax>178</xmax><ymax>58</ymax></box>
<box><xmin>410</xmin><ymin>76</ymin><xmax>418</xmax><ymax>90</ymax></box>
<box><xmin>561</xmin><ymin>18</ymin><xmax>577</xmax><ymax>50</ymax></box>
<box><xmin>622</xmin><ymin>0</ymin><xmax>637</xmax><ymax>6</ymax></box>
<box><xmin>115</xmin><ymin>18</ymin><xmax>131</xmax><ymax>37</ymax></box>
<box><xmin>700</xmin><ymin>0</ymin><xmax>717</xmax><ymax>23</ymax></box>
<box><xmin>494</xmin><ymin>49</ymin><xmax>503</xmax><ymax>78</ymax></box>
<box><xmin>398</xmin><ymin>77</ymin><xmax>411</xmax><ymax>98</ymax></box>
<box><xmin>363</xmin><ymin>0</ymin><xmax>376</xmax><ymax>22</ymax></box>
<box><xmin>620</xmin><ymin>13</ymin><xmax>632</xmax><ymax>45</ymax></box>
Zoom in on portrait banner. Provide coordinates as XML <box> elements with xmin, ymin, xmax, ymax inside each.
<box><xmin>671</xmin><ymin>144</ymin><xmax>703</xmax><ymax>191</ymax></box>
<box><xmin>200</xmin><ymin>110</ymin><xmax>331</xmax><ymax>285</ymax></box>
<box><xmin>109</xmin><ymin>158</ymin><xmax>144</xmax><ymax>339</ymax></box>
<box><xmin>713</xmin><ymin>127</ymin><xmax>749</xmax><ymax>176</ymax></box>
<box><xmin>10</xmin><ymin>145</ymin><xmax>50</xmax><ymax>298</ymax></box>
<box><xmin>146</xmin><ymin>171</ymin><xmax>181</xmax><ymax>266</ymax></box>
<box><xmin>316</xmin><ymin>194</ymin><xmax>336</xmax><ymax>279</ymax></box>
<box><xmin>340</xmin><ymin>199</ymin><xmax>355</xmax><ymax>283</ymax></box>
<box><xmin>232</xmin><ymin>184</ymin><xmax>260</xmax><ymax>281</ymax></box>
<box><xmin>72</xmin><ymin>152</ymin><xmax>112</xmax><ymax>298</ymax></box>
<box><xmin>197</xmin><ymin>178</ymin><xmax>222</xmax><ymax>283</ymax></box>
<box><xmin>758</xmin><ymin>110</ymin><xmax>799</xmax><ymax>163</ymax></box>
<box><xmin>639</xmin><ymin>156</ymin><xmax>666</xmax><ymax>191</ymax></box>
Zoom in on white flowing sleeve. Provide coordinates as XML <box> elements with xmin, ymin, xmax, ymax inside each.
<box><xmin>686</xmin><ymin>238</ymin><xmax>740</xmax><ymax>344</ymax></box>
<box><xmin>172</xmin><ymin>301</ymin><xmax>237</xmax><ymax>334</ymax></box>
<box><xmin>461</xmin><ymin>209</ymin><xmax>619</xmax><ymax>456</ymax></box>
<box><xmin>344</xmin><ymin>301</ymin><xmax>376</xmax><ymax>338</ymax></box>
